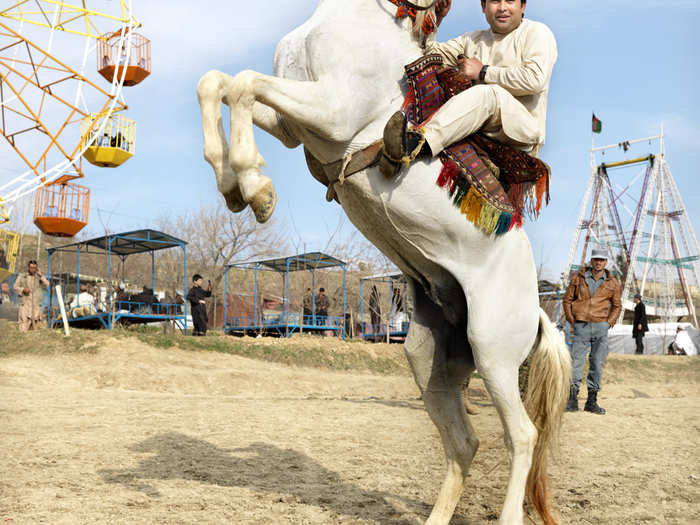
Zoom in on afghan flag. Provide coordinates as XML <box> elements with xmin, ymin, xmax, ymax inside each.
<box><xmin>592</xmin><ymin>113</ymin><xmax>602</xmax><ymax>134</ymax></box>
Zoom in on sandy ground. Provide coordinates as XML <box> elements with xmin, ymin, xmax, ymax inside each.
<box><xmin>1</xmin><ymin>336</ymin><xmax>699</xmax><ymax>524</ymax></box>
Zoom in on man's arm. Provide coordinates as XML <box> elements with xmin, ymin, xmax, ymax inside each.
<box><xmin>424</xmin><ymin>33</ymin><xmax>467</xmax><ymax>68</ymax></box>
<box><xmin>562</xmin><ymin>277</ymin><xmax>577</xmax><ymax>326</ymax></box>
<box><xmin>608</xmin><ymin>280</ymin><xmax>622</xmax><ymax>327</ymax></box>
<box><xmin>483</xmin><ymin>23</ymin><xmax>557</xmax><ymax>96</ymax></box>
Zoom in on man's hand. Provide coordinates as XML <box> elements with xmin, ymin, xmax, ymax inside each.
<box><xmin>435</xmin><ymin>0</ymin><xmax>451</xmax><ymax>26</ymax></box>
<box><xmin>199</xmin><ymin>300</ymin><xmax>206</xmax><ymax>304</ymax></box>
<box><xmin>637</xmin><ymin>324</ymin><xmax>642</xmax><ymax>331</ymax></box>
<box><xmin>22</xmin><ymin>287</ymin><xmax>30</xmax><ymax>295</ymax></box>
<box><xmin>458</xmin><ymin>56</ymin><xmax>484</xmax><ymax>81</ymax></box>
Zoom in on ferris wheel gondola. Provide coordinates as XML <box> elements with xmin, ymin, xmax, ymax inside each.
<box><xmin>0</xmin><ymin>0</ymin><xmax>148</xmax><ymax>237</ymax></box>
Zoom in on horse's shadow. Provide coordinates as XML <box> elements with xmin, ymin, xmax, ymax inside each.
<box><xmin>99</xmin><ymin>432</ymin><xmax>476</xmax><ymax>524</ymax></box>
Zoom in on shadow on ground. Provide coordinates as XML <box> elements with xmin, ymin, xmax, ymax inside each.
<box><xmin>99</xmin><ymin>432</ymin><xmax>477</xmax><ymax>524</ymax></box>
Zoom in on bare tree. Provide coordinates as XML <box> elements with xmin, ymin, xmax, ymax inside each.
<box><xmin>157</xmin><ymin>197</ymin><xmax>289</xmax><ymax>294</ymax></box>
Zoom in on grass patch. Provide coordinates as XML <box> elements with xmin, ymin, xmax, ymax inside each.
<box><xmin>0</xmin><ymin>319</ymin><xmax>409</xmax><ymax>375</ymax></box>
<box><xmin>0</xmin><ymin>319</ymin><xmax>101</xmax><ymax>357</ymax></box>
<box><xmin>172</xmin><ymin>335</ymin><xmax>408</xmax><ymax>375</ymax></box>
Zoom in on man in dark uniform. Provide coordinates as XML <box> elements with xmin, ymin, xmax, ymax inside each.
<box><xmin>187</xmin><ymin>273</ymin><xmax>212</xmax><ymax>336</ymax></box>
<box><xmin>632</xmin><ymin>293</ymin><xmax>649</xmax><ymax>355</ymax></box>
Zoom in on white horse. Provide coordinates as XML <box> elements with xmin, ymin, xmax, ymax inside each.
<box><xmin>197</xmin><ymin>1</ymin><xmax>571</xmax><ymax>524</ymax></box>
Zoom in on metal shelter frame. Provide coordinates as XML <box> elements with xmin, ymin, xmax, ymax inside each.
<box><xmin>46</xmin><ymin>229</ymin><xmax>188</xmax><ymax>330</ymax></box>
<box><xmin>224</xmin><ymin>252</ymin><xmax>347</xmax><ymax>339</ymax></box>
<box><xmin>359</xmin><ymin>272</ymin><xmax>408</xmax><ymax>342</ymax></box>
<box><xmin>565</xmin><ymin>127</ymin><xmax>700</xmax><ymax>327</ymax></box>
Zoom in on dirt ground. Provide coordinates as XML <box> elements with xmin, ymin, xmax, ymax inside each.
<box><xmin>1</xmin><ymin>334</ymin><xmax>699</xmax><ymax>524</ymax></box>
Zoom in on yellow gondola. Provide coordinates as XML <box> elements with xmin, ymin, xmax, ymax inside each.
<box><xmin>81</xmin><ymin>113</ymin><xmax>135</xmax><ymax>168</ymax></box>
<box><xmin>0</xmin><ymin>228</ymin><xmax>20</xmax><ymax>283</ymax></box>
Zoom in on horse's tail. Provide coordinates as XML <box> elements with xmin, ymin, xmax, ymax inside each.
<box><xmin>523</xmin><ymin>307</ymin><xmax>572</xmax><ymax>525</ymax></box>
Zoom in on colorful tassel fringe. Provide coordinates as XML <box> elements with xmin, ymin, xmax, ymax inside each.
<box><xmin>435</xmin><ymin>160</ymin><xmax>546</xmax><ymax>237</ymax></box>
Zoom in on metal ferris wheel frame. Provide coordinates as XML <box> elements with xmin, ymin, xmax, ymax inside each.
<box><xmin>565</xmin><ymin>127</ymin><xmax>700</xmax><ymax>327</ymax></box>
<box><xmin>0</xmin><ymin>0</ymin><xmax>137</xmax><ymax>224</ymax></box>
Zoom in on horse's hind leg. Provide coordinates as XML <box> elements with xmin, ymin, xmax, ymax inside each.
<box><xmin>466</xmin><ymin>292</ymin><xmax>540</xmax><ymax>525</ymax></box>
<box><xmin>404</xmin><ymin>278</ymin><xmax>478</xmax><ymax>525</ymax></box>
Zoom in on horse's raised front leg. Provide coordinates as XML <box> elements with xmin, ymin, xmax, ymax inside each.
<box><xmin>199</xmin><ymin>68</ymin><xmax>361</xmax><ymax>222</ymax></box>
<box><xmin>403</xmin><ymin>278</ymin><xmax>478</xmax><ymax>525</ymax></box>
<box><xmin>197</xmin><ymin>70</ymin><xmax>301</xmax><ymax>222</ymax></box>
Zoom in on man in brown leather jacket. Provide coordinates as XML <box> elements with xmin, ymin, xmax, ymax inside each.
<box><xmin>563</xmin><ymin>249</ymin><xmax>622</xmax><ymax>414</ymax></box>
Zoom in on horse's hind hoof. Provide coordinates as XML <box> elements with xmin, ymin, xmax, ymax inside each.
<box><xmin>250</xmin><ymin>181</ymin><xmax>277</xmax><ymax>223</ymax></box>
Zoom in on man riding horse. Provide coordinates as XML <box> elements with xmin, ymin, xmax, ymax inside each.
<box><xmin>381</xmin><ymin>0</ymin><xmax>557</xmax><ymax>176</ymax></box>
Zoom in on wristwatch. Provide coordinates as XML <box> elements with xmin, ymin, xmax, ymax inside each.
<box><xmin>479</xmin><ymin>64</ymin><xmax>489</xmax><ymax>82</ymax></box>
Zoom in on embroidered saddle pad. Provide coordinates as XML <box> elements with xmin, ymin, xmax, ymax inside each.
<box><xmin>401</xmin><ymin>54</ymin><xmax>550</xmax><ymax>236</ymax></box>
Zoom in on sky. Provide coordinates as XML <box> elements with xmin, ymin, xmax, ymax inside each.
<box><xmin>1</xmin><ymin>0</ymin><xmax>698</xmax><ymax>281</ymax></box>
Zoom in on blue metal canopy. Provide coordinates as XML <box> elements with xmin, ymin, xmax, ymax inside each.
<box><xmin>47</xmin><ymin>229</ymin><xmax>187</xmax><ymax>256</ymax></box>
<box><xmin>228</xmin><ymin>251</ymin><xmax>346</xmax><ymax>272</ymax></box>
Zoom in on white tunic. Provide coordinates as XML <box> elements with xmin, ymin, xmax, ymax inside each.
<box><xmin>424</xmin><ymin>18</ymin><xmax>557</xmax><ymax>154</ymax></box>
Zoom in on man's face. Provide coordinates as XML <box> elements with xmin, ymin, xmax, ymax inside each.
<box><xmin>28</xmin><ymin>263</ymin><xmax>38</xmax><ymax>275</ymax></box>
<box><xmin>591</xmin><ymin>258</ymin><xmax>607</xmax><ymax>272</ymax></box>
<box><xmin>194</xmin><ymin>278</ymin><xmax>203</xmax><ymax>287</ymax></box>
<box><xmin>482</xmin><ymin>0</ymin><xmax>526</xmax><ymax>34</ymax></box>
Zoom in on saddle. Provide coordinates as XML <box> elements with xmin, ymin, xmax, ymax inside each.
<box><xmin>403</xmin><ymin>54</ymin><xmax>550</xmax><ymax>235</ymax></box>
<box><xmin>307</xmin><ymin>55</ymin><xmax>550</xmax><ymax>236</ymax></box>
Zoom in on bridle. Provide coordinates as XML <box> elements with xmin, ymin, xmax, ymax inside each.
<box><xmin>394</xmin><ymin>0</ymin><xmax>438</xmax><ymax>11</ymax></box>
<box><xmin>385</xmin><ymin>0</ymin><xmax>438</xmax><ymax>35</ymax></box>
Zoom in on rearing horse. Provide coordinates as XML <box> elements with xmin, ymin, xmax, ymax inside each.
<box><xmin>197</xmin><ymin>1</ymin><xmax>571</xmax><ymax>523</ymax></box>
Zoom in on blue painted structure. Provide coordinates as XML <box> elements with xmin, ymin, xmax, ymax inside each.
<box><xmin>46</xmin><ymin>229</ymin><xmax>188</xmax><ymax>331</ymax></box>
<box><xmin>359</xmin><ymin>272</ymin><xmax>409</xmax><ymax>342</ymax></box>
<box><xmin>224</xmin><ymin>252</ymin><xmax>347</xmax><ymax>339</ymax></box>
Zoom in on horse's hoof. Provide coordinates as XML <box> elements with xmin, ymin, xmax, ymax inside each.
<box><xmin>222</xmin><ymin>187</ymin><xmax>247</xmax><ymax>213</ymax></box>
<box><xmin>250</xmin><ymin>181</ymin><xmax>277</xmax><ymax>223</ymax></box>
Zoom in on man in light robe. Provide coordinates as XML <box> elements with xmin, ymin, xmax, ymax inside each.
<box><xmin>13</xmin><ymin>260</ymin><xmax>49</xmax><ymax>332</ymax></box>
<box><xmin>381</xmin><ymin>0</ymin><xmax>557</xmax><ymax>175</ymax></box>
<box><xmin>69</xmin><ymin>283</ymin><xmax>96</xmax><ymax>318</ymax></box>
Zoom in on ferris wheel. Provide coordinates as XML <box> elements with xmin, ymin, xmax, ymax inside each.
<box><xmin>0</xmin><ymin>0</ymin><xmax>150</xmax><ymax>243</ymax></box>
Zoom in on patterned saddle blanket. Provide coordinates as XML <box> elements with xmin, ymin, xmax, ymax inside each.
<box><xmin>402</xmin><ymin>54</ymin><xmax>550</xmax><ymax>236</ymax></box>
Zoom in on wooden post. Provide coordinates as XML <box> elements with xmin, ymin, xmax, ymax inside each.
<box><xmin>55</xmin><ymin>284</ymin><xmax>70</xmax><ymax>336</ymax></box>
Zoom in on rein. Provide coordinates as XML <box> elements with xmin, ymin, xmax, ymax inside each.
<box><xmin>390</xmin><ymin>0</ymin><xmax>437</xmax><ymax>12</ymax></box>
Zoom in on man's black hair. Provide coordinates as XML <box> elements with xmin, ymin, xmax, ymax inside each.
<box><xmin>319</xmin><ymin>287</ymin><xmax>325</xmax><ymax>292</ymax></box>
<box><xmin>28</xmin><ymin>259</ymin><xmax>38</xmax><ymax>266</ymax></box>
<box><xmin>192</xmin><ymin>273</ymin><xmax>203</xmax><ymax>282</ymax></box>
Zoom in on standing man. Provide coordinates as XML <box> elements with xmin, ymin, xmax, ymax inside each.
<box><xmin>381</xmin><ymin>0</ymin><xmax>558</xmax><ymax>176</ymax></box>
<box><xmin>315</xmin><ymin>287</ymin><xmax>329</xmax><ymax>326</ymax></box>
<box><xmin>369</xmin><ymin>285</ymin><xmax>382</xmax><ymax>340</ymax></box>
<box><xmin>187</xmin><ymin>274</ymin><xmax>212</xmax><ymax>336</ymax></box>
<box><xmin>563</xmin><ymin>249</ymin><xmax>622</xmax><ymax>414</ymax></box>
<box><xmin>302</xmin><ymin>287</ymin><xmax>313</xmax><ymax>322</ymax></box>
<box><xmin>632</xmin><ymin>293</ymin><xmax>649</xmax><ymax>355</ymax></box>
<box><xmin>13</xmin><ymin>260</ymin><xmax>49</xmax><ymax>332</ymax></box>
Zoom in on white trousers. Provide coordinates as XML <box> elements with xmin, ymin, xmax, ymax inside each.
<box><xmin>421</xmin><ymin>84</ymin><xmax>539</xmax><ymax>155</ymax></box>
